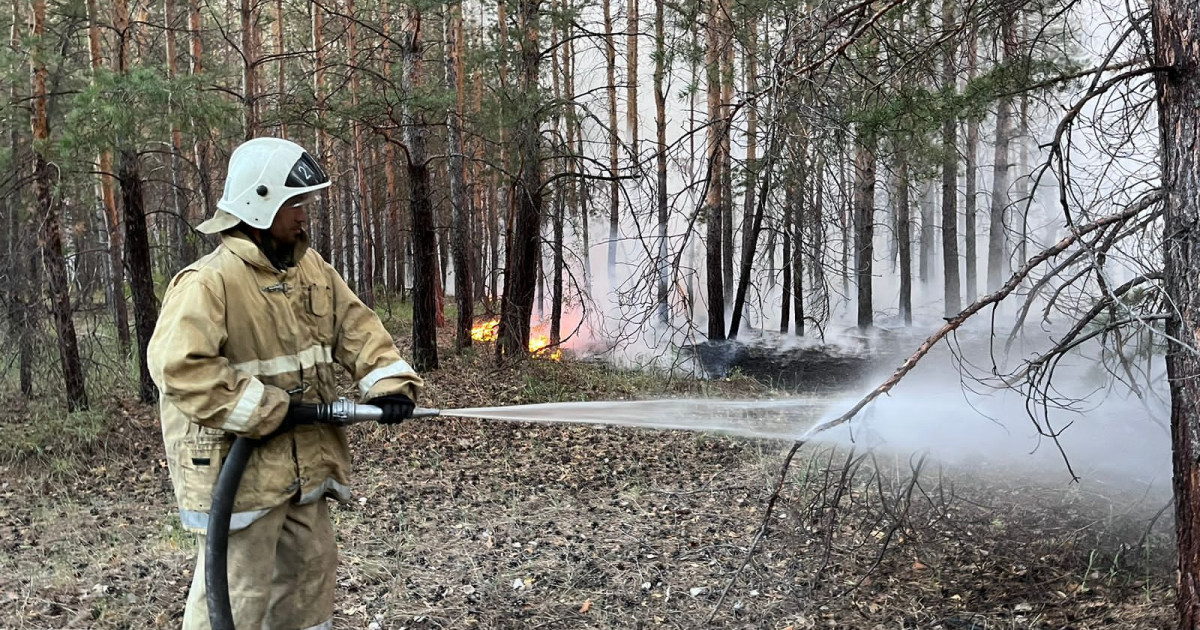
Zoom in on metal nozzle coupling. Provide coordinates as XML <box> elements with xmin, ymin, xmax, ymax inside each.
<box><xmin>410</xmin><ymin>407</ymin><xmax>441</xmax><ymax>418</ymax></box>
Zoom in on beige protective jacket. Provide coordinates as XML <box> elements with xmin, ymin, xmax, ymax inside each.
<box><xmin>148</xmin><ymin>232</ymin><xmax>423</xmax><ymax>533</ymax></box>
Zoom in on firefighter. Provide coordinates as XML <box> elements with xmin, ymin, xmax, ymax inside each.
<box><xmin>148</xmin><ymin>137</ymin><xmax>423</xmax><ymax>630</ymax></box>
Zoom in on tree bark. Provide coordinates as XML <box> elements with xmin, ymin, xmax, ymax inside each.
<box><xmin>963</xmin><ymin>23</ymin><xmax>979</xmax><ymax>303</ymax></box>
<box><xmin>348</xmin><ymin>0</ymin><xmax>374</xmax><ymax>306</ymax></box>
<box><xmin>627</xmin><ymin>0</ymin><xmax>639</xmax><ymax>155</ymax></box>
<box><xmin>401</xmin><ymin>8</ymin><xmax>439</xmax><ymax>371</ymax></box>
<box><xmin>604</xmin><ymin>0</ymin><xmax>619</xmax><ymax>288</ymax></box>
<box><xmin>919</xmin><ymin>181</ymin><xmax>934</xmax><ymax>284</ymax></box>
<box><xmin>274</xmin><ymin>0</ymin><xmax>286</xmax><ymax>136</ymax></box>
<box><xmin>32</xmin><ymin>0</ymin><xmax>87</xmax><ymax>410</ymax></box>
<box><xmin>704</xmin><ymin>0</ymin><xmax>725</xmax><ymax>340</ymax></box>
<box><xmin>728</xmin><ymin>132</ymin><xmax>775</xmax><ymax>338</ymax></box>
<box><xmin>780</xmin><ymin>185</ymin><xmax>792</xmax><ymax>334</ymax></box>
<box><xmin>497</xmin><ymin>0</ymin><xmax>544</xmax><ymax>357</ymax></box>
<box><xmin>166</xmin><ymin>0</ymin><xmax>191</xmax><ymax>272</ymax></box>
<box><xmin>896</xmin><ymin>150</ymin><xmax>912</xmax><ymax>326</ymax></box>
<box><xmin>312</xmin><ymin>3</ymin><xmax>331</xmax><ymax>260</ymax></box>
<box><xmin>7</xmin><ymin>0</ymin><xmax>31</xmax><ymax>397</ymax></box>
<box><xmin>121</xmin><ymin>150</ymin><xmax>159</xmax><ymax>403</ymax></box>
<box><xmin>654</xmin><ymin>0</ymin><xmax>669</xmax><ymax>325</ymax></box>
<box><xmin>445</xmin><ymin>0</ymin><xmax>472</xmax><ymax>349</ymax></box>
<box><xmin>940</xmin><ymin>0</ymin><xmax>960</xmax><ymax>316</ymax></box>
<box><xmin>854</xmin><ymin>128</ymin><xmax>876</xmax><ymax>332</ymax></box>
<box><xmin>1155</xmin><ymin>1</ymin><xmax>1200</xmax><ymax>626</ymax></box>
<box><xmin>740</xmin><ymin>20</ymin><xmax>758</xmax><ymax>261</ymax></box>
<box><xmin>720</xmin><ymin>24</ymin><xmax>735</xmax><ymax>307</ymax></box>
<box><xmin>240</xmin><ymin>0</ymin><xmax>257</xmax><ymax>139</ymax></box>
<box><xmin>987</xmin><ymin>11</ymin><xmax>1017</xmax><ymax>293</ymax></box>
<box><xmin>87</xmin><ymin>0</ymin><xmax>132</xmax><ymax>354</ymax></box>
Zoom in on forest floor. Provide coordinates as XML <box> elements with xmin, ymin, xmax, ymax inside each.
<box><xmin>0</xmin><ymin>323</ymin><xmax>1179</xmax><ymax>629</ymax></box>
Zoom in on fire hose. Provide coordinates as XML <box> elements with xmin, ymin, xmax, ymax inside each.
<box><xmin>206</xmin><ymin>398</ymin><xmax>441</xmax><ymax>630</ymax></box>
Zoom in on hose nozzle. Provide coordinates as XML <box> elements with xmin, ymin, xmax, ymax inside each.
<box><xmin>410</xmin><ymin>407</ymin><xmax>441</xmax><ymax>418</ymax></box>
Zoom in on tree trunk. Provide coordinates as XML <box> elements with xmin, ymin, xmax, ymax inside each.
<box><xmin>987</xmin><ymin>11</ymin><xmax>1017</xmax><ymax>293</ymax></box>
<box><xmin>240</xmin><ymin>0</ymin><xmax>257</xmax><ymax>139</ymax></box>
<box><xmin>166</xmin><ymin>0</ymin><xmax>191</xmax><ymax>272</ymax></box>
<box><xmin>854</xmin><ymin>127</ymin><xmax>876</xmax><ymax>332</ymax></box>
<box><xmin>497</xmin><ymin>0</ymin><xmax>543</xmax><ymax>357</ymax></box>
<box><xmin>897</xmin><ymin>150</ymin><xmax>912</xmax><ymax>326</ymax></box>
<box><xmin>33</xmin><ymin>0</ymin><xmax>87</xmax><ymax>410</ymax></box>
<box><xmin>312</xmin><ymin>3</ymin><xmax>331</xmax><ymax>260</ymax></box>
<box><xmin>627</xmin><ymin>0</ymin><xmax>638</xmax><ymax>155</ymax></box>
<box><xmin>963</xmin><ymin>24</ymin><xmax>979</xmax><ymax>303</ymax></box>
<box><xmin>780</xmin><ymin>185</ymin><xmax>792</xmax><ymax>334</ymax></box>
<box><xmin>1155</xmin><ymin>1</ymin><xmax>1200</xmax><ymax>626</ymax></box>
<box><xmin>121</xmin><ymin>150</ymin><xmax>159</xmax><ymax>403</ymax></box>
<box><xmin>720</xmin><ymin>28</ymin><xmax>735</xmax><ymax>307</ymax></box>
<box><xmin>704</xmin><ymin>0</ymin><xmax>725</xmax><ymax>341</ymax></box>
<box><xmin>402</xmin><ymin>8</ymin><xmax>439</xmax><ymax>371</ymax></box>
<box><xmin>445</xmin><ymin>0</ymin><xmax>472</xmax><ymax>350</ymax></box>
<box><xmin>940</xmin><ymin>0</ymin><xmax>960</xmax><ymax>316</ymax></box>
<box><xmin>7</xmin><ymin>0</ymin><xmax>31</xmax><ymax>396</ymax></box>
<box><xmin>348</xmin><ymin>0</ymin><xmax>374</xmax><ymax>306</ymax></box>
<box><xmin>654</xmin><ymin>0</ymin><xmax>669</xmax><ymax>325</ymax></box>
<box><xmin>794</xmin><ymin>174</ymin><xmax>805</xmax><ymax>337</ymax></box>
<box><xmin>740</xmin><ymin>20</ymin><xmax>758</xmax><ymax>259</ymax></box>
<box><xmin>604</xmin><ymin>0</ymin><xmax>619</xmax><ymax>288</ymax></box>
<box><xmin>274</xmin><ymin>0</ymin><xmax>286</xmax><ymax>136</ymax></box>
<box><xmin>729</xmin><ymin>131</ymin><xmax>778</xmax><ymax>338</ymax></box>
<box><xmin>87</xmin><ymin>0</ymin><xmax>132</xmax><ymax>354</ymax></box>
<box><xmin>919</xmin><ymin>181</ymin><xmax>934</xmax><ymax>284</ymax></box>
<box><xmin>573</xmin><ymin>29</ymin><xmax>592</xmax><ymax>297</ymax></box>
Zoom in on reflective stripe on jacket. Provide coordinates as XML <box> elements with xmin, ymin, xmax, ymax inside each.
<box><xmin>148</xmin><ymin>232</ymin><xmax>423</xmax><ymax>533</ymax></box>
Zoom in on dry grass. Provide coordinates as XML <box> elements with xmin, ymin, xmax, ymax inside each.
<box><xmin>0</xmin><ymin>341</ymin><xmax>1177</xmax><ymax>629</ymax></box>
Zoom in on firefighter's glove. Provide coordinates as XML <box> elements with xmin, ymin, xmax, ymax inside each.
<box><xmin>368</xmin><ymin>393</ymin><xmax>415</xmax><ymax>425</ymax></box>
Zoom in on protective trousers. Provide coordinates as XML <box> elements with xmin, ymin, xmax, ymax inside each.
<box><xmin>182</xmin><ymin>499</ymin><xmax>336</xmax><ymax>630</ymax></box>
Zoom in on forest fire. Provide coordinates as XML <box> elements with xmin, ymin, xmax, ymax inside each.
<box><xmin>470</xmin><ymin>317</ymin><xmax>562</xmax><ymax>360</ymax></box>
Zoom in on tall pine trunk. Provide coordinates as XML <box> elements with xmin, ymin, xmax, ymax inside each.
<box><xmin>897</xmin><ymin>149</ymin><xmax>912</xmax><ymax>325</ymax></box>
<box><xmin>963</xmin><ymin>24</ymin><xmax>979</xmax><ymax>303</ymax></box>
<box><xmin>8</xmin><ymin>0</ymin><xmax>31</xmax><ymax>397</ymax></box>
<box><xmin>312</xmin><ymin>4</ymin><xmax>332</xmax><ymax>260</ymax></box>
<box><xmin>87</xmin><ymin>0</ymin><xmax>131</xmax><ymax>354</ymax></box>
<box><xmin>703</xmin><ymin>0</ymin><xmax>725</xmax><ymax>340</ymax></box>
<box><xmin>446</xmin><ymin>0</ymin><xmax>472</xmax><ymax>350</ymax></box>
<box><xmin>854</xmin><ymin>133</ymin><xmax>876</xmax><ymax>332</ymax></box>
<box><xmin>1155</xmin><ymin>1</ymin><xmax>1200</xmax><ymax>626</ymax></box>
<box><xmin>240</xmin><ymin>0</ymin><xmax>257</xmax><ymax>139</ymax></box>
<box><xmin>653</xmin><ymin>0</ymin><xmax>669</xmax><ymax>324</ymax></box>
<box><xmin>940</xmin><ymin>0</ymin><xmax>960</xmax><ymax>316</ymax></box>
<box><xmin>113</xmin><ymin>0</ymin><xmax>158</xmax><ymax>403</ymax></box>
<box><xmin>497</xmin><ymin>0</ymin><xmax>544</xmax><ymax>357</ymax></box>
<box><xmin>987</xmin><ymin>11</ymin><xmax>1017</xmax><ymax>293</ymax></box>
<box><xmin>402</xmin><ymin>8</ymin><xmax>439</xmax><ymax>370</ymax></box>
<box><xmin>604</xmin><ymin>0</ymin><xmax>619</xmax><ymax>287</ymax></box>
<box><xmin>121</xmin><ymin>150</ymin><xmax>158</xmax><ymax>403</ymax></box>
<box><xmin>33</xmin><ymin>0</ymin><xmax>87</xmax><ymax>410</ymax></box>
<box><xmin>348</xmin><ymin>0</ymin><xmax>374</xmax><ymax>306</ymax></box>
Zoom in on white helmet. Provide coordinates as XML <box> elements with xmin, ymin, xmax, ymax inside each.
<box><xmin>197</xmin><ymin>137</ymin><xmax>331</xmax><ymax>234</ymax></box>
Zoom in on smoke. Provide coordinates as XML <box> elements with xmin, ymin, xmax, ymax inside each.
<box><xmin>810</xmin><ymin>342</ymin><xmax>1171</xmax><ymax>496</ymax></box>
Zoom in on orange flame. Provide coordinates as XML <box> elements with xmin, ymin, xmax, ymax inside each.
<box><xmin>469</xmin><ymin>317</ymin><xmax>562</xmax><ymax>360</ymax></box>
<box><xmin>470</xmin><ymin>318</ymin><xmax>499</xmax><ymax>342</ymax></box>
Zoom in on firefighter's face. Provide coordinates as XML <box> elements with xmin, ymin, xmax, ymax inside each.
<box><xmin>270</xmin><ymin>194</ymin><xmax>311</xmax><ymax>244</ymax></box>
